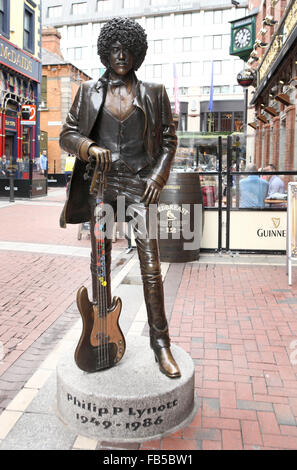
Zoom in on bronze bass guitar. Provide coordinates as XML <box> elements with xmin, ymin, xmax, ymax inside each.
<box><xmin>74</xmin><ymin>157</ymin><xmax>126</xmax><ymax>373</ymax></box>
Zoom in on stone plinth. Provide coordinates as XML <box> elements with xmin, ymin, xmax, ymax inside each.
<box><xmin>56</xmin><ymin>336</ymin><xmax>196</xmax><ymax>442</ymax></box>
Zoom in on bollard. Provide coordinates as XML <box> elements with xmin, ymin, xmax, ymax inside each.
<box><xmin>9</xmin><ymin>170</ymin><xmax>15</xmax><ymax>203</ymax></box>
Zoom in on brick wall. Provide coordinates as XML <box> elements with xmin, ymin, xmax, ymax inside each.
<box><xmin>40</xmin><ymin>67</ymin><xmax>83</xmax><ymax>174</ymax></box>
<box><xmin>271</xmin><ymin>116</ymin><xmax>280</xmax><ymax>169</ymax></box>
<box><xmin>283</xmin><ymin>105</ymin><xmax>296</xmax><ymax>187</ymax></box>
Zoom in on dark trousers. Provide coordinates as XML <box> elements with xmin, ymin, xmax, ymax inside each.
<box><xmin>89</xmin><ymin>162</ymin><xmax>170</xmax><ymax>349</ymax></box>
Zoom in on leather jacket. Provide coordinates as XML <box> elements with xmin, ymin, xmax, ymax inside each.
<box><xmin>59</xmin><ymin>72</ymin><xmax>177</xmax><ymax>227</ymax></box>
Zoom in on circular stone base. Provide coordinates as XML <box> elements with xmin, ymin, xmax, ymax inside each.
<box><xmin>56</xmin><ymin>336</ymin><xmax>197</xmax><ymax>442</ymax></box>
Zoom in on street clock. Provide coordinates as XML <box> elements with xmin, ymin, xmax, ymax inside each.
<box><xmin>234</xmin><ymin>27</ymin><xmax>252</xmax><ymax>49</ymax></box>
<box><xmin>230</xmin><ymin>14</ymin><xmax>256</xmax><ymax>61</ymax></box>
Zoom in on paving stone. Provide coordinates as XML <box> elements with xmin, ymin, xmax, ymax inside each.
<box><xmin>1</xmin><ymin>193</ymin><xmax>297</xmax><ymax>450</ymax></box>
<box><xmin>0</xmin><ymin>413</ymin><xmax>77</xmax><ymax>450</ymax></box>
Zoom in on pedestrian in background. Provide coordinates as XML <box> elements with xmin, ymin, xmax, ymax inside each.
<box><xmin>240</xmin><ymin>163</ymin><xmax>269</xmax><ymax>208</ymax></box>
<box><xmin>0</xmin><ymin>155</ymin><xmax>8</xmax><ymax>178</ymax></box>
<box><xmin>40</xmin><ymin>150</ymin><xmax>48</xmax><ymax>176</ymax></box>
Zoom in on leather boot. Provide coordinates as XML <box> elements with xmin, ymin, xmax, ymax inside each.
<box><xmin>137</xmin><ymin>238</ymin><xmax>181</xmax><ymax>379</ymax></box>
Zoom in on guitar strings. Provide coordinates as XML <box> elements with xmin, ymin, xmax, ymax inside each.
<box><xmin>97</xmin><ymin>190</ymin><xmax>108</xmax><ymax>368</ymax></box>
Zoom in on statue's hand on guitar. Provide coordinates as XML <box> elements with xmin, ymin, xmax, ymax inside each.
<box><xmin>88</xmin><ymin>145</ymin><xmax>112</xmax><ymax>173</ymax></box>
<box><xmin>83</xmin><ymin>146</ymin><xmax>112</xmax><ymax>195</ymax></box>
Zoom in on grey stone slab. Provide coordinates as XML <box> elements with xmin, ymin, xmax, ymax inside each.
<box><xmin>26</xmin><ymin>373</ymin><xmax>56</xmax><ymax>415</ymax></box>
<box><xmin>0</xmin><ymin>412</ymin><xmax>77</xmax><ymax>450</ymax></box>
<box><xmin>237</xmin><ymin>400</ymin><xmax>273</xmax><ymax>412</ymax></box>
<box><xmin>277</xmin><ymin>298</ymin><xmax>297</xmax><ymax>304</ymax></box>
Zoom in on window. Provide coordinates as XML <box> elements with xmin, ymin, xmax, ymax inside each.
<box><xmin>40</xmin><ymin>76</ymin><xmax>47</xmax><ymax>108</ymax></box>
<box><xmin>145</xmin><ymin>64</ymin><xmax>163</xmax><ymax>79</ymax></box>
<box><xmin>203</xmin><ymin>61</ymin><xmax>212</xmax><ymax>75</ymax></box>
<box><xmin>0</xmin><ymin>0</ymin><xmax>9</xmax><ymax>38</ymax></box>
<box><xmin>68</xmin><ymin>24</ymin><xmax>88</xmax><ymax>38</ymax></box>
<box><xmin>214</xmin><ymin>10</ymin><xmax>222</xmax><ymax>24</ymax></box>
<box><xmin>146</xmin><ymin>16</ymin><xmax>163</xmax><ymax>30</ymax></box>
<box><xmin>175</xmin><ymin>37</ymin><xmax>192</xmax><ymax>52</ymax></box>
<box><xmin>183</xmin><ymin>13</ymin><xmax>192</xmax><ymax>27</ymax></box>
<box><xmin>154</xmin><ymin>40</ymin><xmax>162</xmax><ymax>54</ymax></box>
<box><xmin>123</xmin><ymin>0</ymin><xmax>140</xmax><ymax>7</ymax></box>
<box><xmin>174</xmin><ymin>14</ymin><xmax>183</xmax><ymax>28</ymax></box>
<box><xmin>154</xmin><ymin>16</ymin><xmax>163</xmax><ymax>29</ymax></box>
<box><xmin>204</xmin><ymin>35</ymin><xmax>222</xmax><ymax>49</ymax></box>
<box><xmin>203</xmin><ymin>60</ymin><xmax>221</xmax><ymax>76</ymax></box>
<box><xmin>213</xmin><ymin>35</ymin><xmax>222</xmax><ymax>49</ymax></box>
<box><xmin>67</xmin><ymin>47</ymin><xmax>87</xmax><ymax>60</ymax></box>
<box><xmin>212</xmin><ymin>85</ymin><xmax>230</xmax><ymax>95</ymax></box>
<box><xmin>179</xmin><ymin>87</ymin><xmax>188</xmax><ymax>96</ymax></box>
<box><xmin>183</xmin><ymin>38</ymin><xmax>192</xmax><ymax>52</ymax></box>
<box><xmin>182</xmin><ymin>62</ymin><xmax>191</xmax><ymax>76</ymax></box>
<box><xmin>22</xmin><ymin>127</ymin><xmax>31</xmax><ymax>160</ymax></box>
<box><xmin>154</xmin><ymin>64</ymin><xmax>162</xmax><ymax>78</ymax></box>
<box><xmin>150</xmin><ymin>0</ymin><xmax>165</xmax><ymax>5</ymax></box>
<box><xmin>221</xmin><ymin>112</ymin><xmax>232</xmax><ymax>132</ymax></box>
<box><xmin>222</xmin><ymin>35</ymin><xmax>230</xmax><ymax>50</ymax></box>
<box><xmin>72</xmin><ymin>2</ymin><xmax>87</xmax><ymax>15</ymax></box>
<box><xmin>204</xmin><ymin>35</ymin><xmax>211</xmax><ymax>48</ymax></box>
<box><xmin>145</xmin><ymin>64</ymin><xmax>153</xmax><ymax>79</ymax></box>
<box><xmin>48</xmin><ymin>5</ymin><xmax>62</xmax><ymax>18</ymax></box>
<box><xmin>200</xmin><ymin>112</ymin><xmax>219</xmax><ymax>132</ymax></box>
<box><xmin>175</xmin><ymin>38</ymin><xmax>183</xmax><ymax>53</ymax></box>
<box><xmin>213</xmin><ymin>61</ymin><xmax>222</xmax><ymax>74</ymax></box>
<box><xmin>23</xmin><ymin>5</ymin><xmax>34</xmax><ymax>53</ymax></box>
<box><xmin>233</xmin><ymin>85</ymin><xmax>242</xmax><ymax>94</ymax></box>
<box><xmin>204</xmin><ymin>11</ymin><xmax>213</xmax><ymax>24</ymax></box>
<box><xmin>174</xmin><ymin>13</ymin><xmax>192</xmax><ymax>27</ymax></box>
<box><xmin>221</xmin><ymin>85</ymin><xmax>230</xmax><ymax>94</ymax></box>
<box><xmin>192</xmin><ymin>62</ymin><xmax>200</xmax><ymax>76</ymax></box>
<box><xmin>97</xmin><ymin>0</ymin><xmax>112</xmax><ymax>11</ymax></box>
<box><xmin>192</xmin><ymin>37</ymin><xmax>200</xmax><ymax>50</ymax></box>
<box><xmin>234</xmin><ymin>112</ymin><xmax>244</xmax><ymax>132</ymax></box>
<box><xmin>222</xmin><ymin>60</ymin><xmax>231</xmax><ymax>75</ymax></box>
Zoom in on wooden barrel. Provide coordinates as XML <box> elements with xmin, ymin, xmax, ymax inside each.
<box><xmin>158</xmin><ymin>172</ymin><xmax>204</xmax><ymax>263</ymax></box>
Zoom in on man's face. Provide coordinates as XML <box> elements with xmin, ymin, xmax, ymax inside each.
<box><xmin>109</xmin><ymin>41</ymin><xmax>134</xmax><ymax>77</ymax></box>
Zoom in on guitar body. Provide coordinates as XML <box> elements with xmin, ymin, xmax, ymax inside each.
<box><xmin>75</xmin><ymin>286</ymin><xmax>126</xmax><ymax>373</ymax></box>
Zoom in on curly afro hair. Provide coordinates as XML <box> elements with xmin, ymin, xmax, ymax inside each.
<box><xmin>97</xmin><ymin>17</ymin><xmax>148</xmax><ymax>71</ymax></box>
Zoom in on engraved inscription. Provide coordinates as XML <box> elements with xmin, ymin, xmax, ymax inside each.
<box><xmin>66</xmin><ymin>393</ymin><xmax>178</xmax><ymax>433</ymax></box>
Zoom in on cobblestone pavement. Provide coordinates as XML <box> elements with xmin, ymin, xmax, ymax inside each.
<box><xmin>0</xmin><ymin>189</ymin><xmax>297</xmax><ymax>450</ymax></box>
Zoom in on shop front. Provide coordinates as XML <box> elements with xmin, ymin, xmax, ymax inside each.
<box><xmin>170</xmin><ymin>132</ymin><xmax>292</xmax><ymax>254</ymax></box>
<box><xmin>0</xmin><ymin>35</ymin><xmax>44</xmax><ymax>198</ymax></box>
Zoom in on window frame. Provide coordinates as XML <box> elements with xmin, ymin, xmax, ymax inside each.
<box><xmin>47</xmin><ymin>5</ymin><xmax>63</xmax><ymax>18</ymax></box>
<box><xmin>23</xmin><ymin>3</ymin><xmax>35</xmax><ymax>54</ymax></box>
<box><xmin>72</xmin><ymin>1</ymin><xmax>87</xmax><ymax>15</ymax></box>
<box><xmin>0</xmin><ymin>0</ymin><xmax>10</xmax><ymax>39</ymax></box>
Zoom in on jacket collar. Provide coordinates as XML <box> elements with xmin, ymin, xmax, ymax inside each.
<box><xmin>95</xmin><ymin>70</ymin><xmax>142</xmax><ymax>93</ymax></box>
<box><xmin>94</xmin><ymin>70</ymin><xmax>145</xmax><ymax>116</ymax></box>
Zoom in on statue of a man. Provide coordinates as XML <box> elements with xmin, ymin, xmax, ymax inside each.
<box><xmin>59</xmin><ymin>17</ymin><xmax>180</xmax><ymax>378</ymax></box>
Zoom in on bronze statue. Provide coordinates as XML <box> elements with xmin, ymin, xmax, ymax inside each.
<box><xmin>59</xmin><ymin>17</ymin><xmax>181</xmax><ymax>378</ymax></box>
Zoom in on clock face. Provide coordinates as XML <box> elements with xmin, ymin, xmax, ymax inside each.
<box><xmin>234</xmin><ymin>27</ymin><xmax>251</xmax><ymax>49</ymax></box>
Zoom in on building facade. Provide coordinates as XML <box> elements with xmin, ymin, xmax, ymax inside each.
<box><xmin>41</xmin><ymin>27</ymin><xmax>90</xmax><ymax>177</ymax></box>
<box><xmin>41</xmin><ymin>0</ymin><xmax>248</xmax><ymax>134</ymax></box>
<box><xmin>246</xmin><ymin>0</ymin><xmax>297</xmax><ymax>183</ymax></box>
<box><xmin>0</xmin><ymin>0</ymin><xmax>43</xmax><ymax>197</ymax></box>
